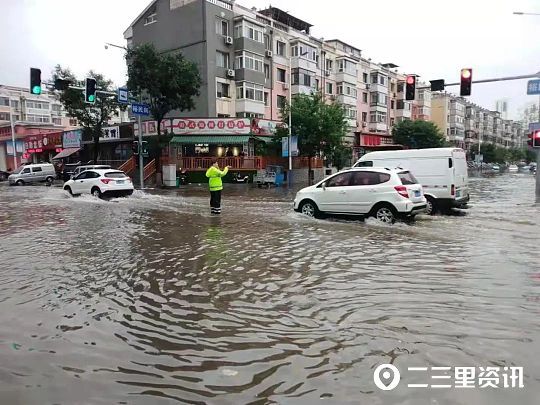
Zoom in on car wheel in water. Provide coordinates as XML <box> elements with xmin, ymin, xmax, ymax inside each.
<box><xmin>64</xmin><ymin>186</ymin><xmax>73</xmax><ymax>196</ymax></box>
<box><xmin>91</xmin><ymin>187</ymin><xmax>102</xmax><ymax>198</ymax></box>
<box><xmin>425</xmin><ymin>196</ymin><xmax>437</xmax><ymax>215</ymax></box>
<box><xmin>299</xmin><ymin>200</ymin><xmax>319</xmax><ymax>218</ymax></box>
<box><xmin>16</xmin><ymin>180</ymin><xmax>24</xmax><ymax>186</ymax></box>
<box><xmin>373</xmin><ymin>204</ymin><xmax>396</xmax><ymax>224</ymax></box>
<box><xmin>46</xmin><ymin>176</ymin><xmax>54</xmax><ymax>185</ymax></box>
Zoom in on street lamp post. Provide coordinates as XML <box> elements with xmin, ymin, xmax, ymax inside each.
<box><xmin>9</xmin><ymin>110</ymin><xmax>17</xmax><ymax>168</ymax></box>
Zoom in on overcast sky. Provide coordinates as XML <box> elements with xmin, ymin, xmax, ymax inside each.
<box><xmin>2</xmin><ymin>0</ymin><xmax>539</xmax><ymax>119</ymax></box>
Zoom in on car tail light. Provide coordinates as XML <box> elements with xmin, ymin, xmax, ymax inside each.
<box><xmin>127</xmin><ymin>177</ymin><xmax>132</xmax><ymax>183</ymax></box>
<box><xmin>451</xmin><ymin>184</ymin><xmax>455</xmax><ymax>196</ymax></box>
<box><xmin>100</xmin><ymin>178</ymin><xmax>113</xmax><ymax>184</ymax></box>
<box><xmin>394</xmin><ymin>185</ymin><xmax>409</xmax><ymax>198</ymax></box>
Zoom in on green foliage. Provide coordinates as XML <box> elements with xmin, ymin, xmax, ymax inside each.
<box><xmin>392</xmin><ymin>120</ymin><xmax>445</xmax><ymax>149</ymax></box>
<box><xmin>328</xmin><ymin>144</ymin><xmax>353</xmax><ymax>171</ymax></box>
<box><xmin>524</xmin><ymin>148</ymin><xmax>537</xmax><ymax>163</ymax></box>
<box><xmin>126</xmin><ymin>44</ymin><xmax>201</xmax><ymax>132</ymax></box>
<box><xmin>475</xmin><ymin>145</ymin><xmax>533</xmax><ymax>163</ymax></box>
<box><xmin>281</xmin><ymin>92</ymin><xmax>348</xmax><ymax>159</ymax></box>
<box><xmin>51</xmin><ymin>65</ymin><xmax>125</xmax><ymax>163</ymax></box>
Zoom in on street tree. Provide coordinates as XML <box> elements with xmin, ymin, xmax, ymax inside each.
<box><xmin>392</xmin><ymin>120</ymin><xmax>445</xmax><ymax>149</ymax></box>
<box><xmin>52</xmin><ymin>65</ymin><xmax>124</xmax><ymax>163</ymax></box>
<box><xmin>126</xmin><ymin>44</ymin><xmax>201</xmax><ymax>177</ymax></box>
<box><xmin>281</xmin><ymin>92</ymin><xmax>348</xmax><ymax>184</ymax></box>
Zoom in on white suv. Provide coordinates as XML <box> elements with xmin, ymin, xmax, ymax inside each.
<box><xmin>293</xmin><ymin>168</ymin><xmax>427</xmax><ymax>223</ymax></box>
<box><xmin>63</xmin><ymin>169</ymin><xmax>134</xmax><ymax>198</ymax></box>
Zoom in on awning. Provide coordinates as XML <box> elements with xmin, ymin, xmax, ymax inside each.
<box><xmin>52</xmin><ymin>147</ymin><xmax>80</xmax><ymax>160</ymax></box>
<box><xmin>253</xmin><ymin>136</ymin><xmax>274</xmax><ymax>143</ymax></box>
<box><xmin>170</xmin><ymin>136</ymin><xmax>251</xmax><ymax>145</ymax></box>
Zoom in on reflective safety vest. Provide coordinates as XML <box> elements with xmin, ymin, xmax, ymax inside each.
<box><xmin>205</xmin><ymin>166</ymin><xmax>229</xmax><ymax>191</ymax></box>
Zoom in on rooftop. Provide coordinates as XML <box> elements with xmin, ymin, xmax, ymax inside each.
<box><xmin>259</xmin><ymin>7</ymin><xmax>312</xmax><ymax>34</ymax></box>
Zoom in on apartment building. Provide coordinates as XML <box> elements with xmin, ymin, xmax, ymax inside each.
<box><xmin>432</xmin><ymin>93</ymin><xmax>524</xmax><ymax>152</ymax></box>
<box><xmin>125</xmin><ymin>0</ymin><xmax>432</xmax><ymax>161</ymax></box>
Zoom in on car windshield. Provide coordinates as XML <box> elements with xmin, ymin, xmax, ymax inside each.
<box><xmin>104</xmin><ymin>172</ymin><xmax>127</xmax><ymax>178</ymax></box>
<box><xmin>12</xmin><ymin>167</ymin><xmax>24</xmax><ymax>174</ymax></box>
<box><xmin>398</xmin><ymin>171</ymin><xmax>418</xmax><ymax>185</ymax></box>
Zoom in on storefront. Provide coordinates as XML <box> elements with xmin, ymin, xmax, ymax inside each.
<box><xmin>80</xmin><ymin>124</ymin><xmax>134</xmax><ymax>166</ymax></box>
<box><xmin>354</xmin><ymin>132</ymin><xmax>403</xmax><ymax>160</ymax></box>
<box><xmin>52</xmin><ymin>129</ymin><xmax>82</xmax><ymax>163</ymax></box>
<box><xmin>23</xmin><ymin>131</ymin><xmax>63</xmax><ymax>164</ymax></box>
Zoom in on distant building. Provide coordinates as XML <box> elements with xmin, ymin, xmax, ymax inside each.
<box><xmin>495</xmin><ymin>99</ymin><xmax>509</xmax><ymax>120</ymax></box>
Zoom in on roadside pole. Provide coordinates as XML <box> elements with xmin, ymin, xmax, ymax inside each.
<box><xmin>138</xmin><ymin>111</ymin><xmax>144</xmax><ymax>190</ymax></box>
<box><xmin>536</xmin><ymin>94</ymin><xmax>540</xmax><ymax>197</ymax></box>
<box><xmin>9</xmin><ymin>112</ymin><xmax>17</xmax><ymax>168</ymax></box>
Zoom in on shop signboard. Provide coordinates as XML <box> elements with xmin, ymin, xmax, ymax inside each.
<box><xmin>62</xmin><ymin>129</ymin><xmax>82</xmax><ymax>148</ymax></box>
<box><xmin>171</xmin><ymin>118</ymin><xmax>251</xmax><ymax>135</ymax></box>
<box><xmin>24</xmin><ymin>132</ymin><xmax>62</xmax><ymax>152</ymax></box>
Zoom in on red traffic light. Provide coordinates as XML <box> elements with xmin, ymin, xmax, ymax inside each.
<box><xmin>461</xmin><ymin>68</ymin><xmax>472</xmax><ymax>79</ymax></box>
<box><xmin>529</xmin><ymin>130</ymin><xmax>540</xmax><ymax>148</ymax></box>
<box><xmin>406</xmin><ymin>75</ymin><xmax>415</xmax><ymax>85</ymax></box>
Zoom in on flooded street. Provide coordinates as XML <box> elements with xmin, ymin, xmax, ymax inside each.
<box><xmin>0</xmin><ymin>173</ymin><xmax>539</xmax><ymax>405</ymax></box>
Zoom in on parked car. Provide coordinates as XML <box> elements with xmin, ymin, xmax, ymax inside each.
<box><xmin>0</xmin><ymin>170</ymin><xmax>10</xmax><ymax>181</ymax></box>
<box><xmin>63</xmin><ymin>169</ymin><xmax>134</xmax><ymax>198</ymax></box>
<box><xmin>61</xmin><ymin>163</ymin><xmax>81</xmax><ymax>182</ymax></box>
<box><xmin>8</xmin><ymin>163</ymin><xmax>56</xmax><ymax>186</ymax></box>
<box><xmin>71</xmin><ymin>165</ymin><xmax>111</xmax><ymax>179</ymax></box>
<box><xmin>508</xmin><ymin>164</ymin><xmax>519</xmax><ymax>172</ymax></box>
<box><xmin>353</xmin><ymin>148</ymin><xmax>469</xmax><ymax>215</ymax></box>
<box><xmin>293</xmin><ymin>168</ymin><xmax>426</xmax><ymax>223</ymax></box>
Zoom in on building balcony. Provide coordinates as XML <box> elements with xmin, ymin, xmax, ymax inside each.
<box><xmin>236</xmin><ymin>99</ymin><xmax>265</xmax><ymax>115</ymax></box>
<box><xmin>335</xmin><ymin>71</ymin><xmax>357</xmax><ymax>84</ymax></box>
<box><xmin>290</xmin><ymin>56</ymin><xmax>318</xmax><ymax>72</ymax></box>
<box><xmin>396</xmin><ymin>109</ymin><xmax>412</xmax><ymax>118</ymax></box>
<box><xmin>368</xmin><ymin>122</ymin><xmax>388</xmax><ymax>133</ymax></box>
<box><xmin>292</xmin><ymin>84</ymin><xmax>315</xmax><ymax>96</ymax></box>
<box><xmin>337</xmin><ymin>94</ymin><xmax>357</xmax><ymax>106</ymax></box>
<box><xmin>368</xmin><ymin>83</ymin><xmax>388</xmax><ymax>94</ymax></box>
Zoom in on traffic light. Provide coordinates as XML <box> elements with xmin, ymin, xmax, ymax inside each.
<box><xmin>141</xmin><ymin>141</ymin><xmax>149</xmax><ymax>157</ymax></box>
<box><xmin>30</xmin><ymin>68</ymin><xmax>42</xmax><ymax>95</ymax></box>
<box><xmin>405</xmin><ymin>75</ymin><xmax>416</xmax><ymax>100</ymax></box>
<box><xmin>54</xmin><ymin>78</ymin><xmax>71</xmax><ymax>91</ymax></box>
<box><xmin>84</xmin><ymin>78</ymin><xmax>97</xmax><ymax>104</ymax></box>
<box><xmin>460</xmin><ymin>68</ymin><xmax>473</xmax><ymax>96</ymax></box>
<box><xmin>132</xmin><ymin>141</ymin><xmax>139</xmax><ymax>155</ymax></box>
<box><xmin>430</xmin><ymin>79</ymin><xmax>445</xmax><ymax>92</ymax></box>
<box><xmin>527</xmin><ymin>130</ymin><xmax>540</xmax><ymax>148</ymax></box>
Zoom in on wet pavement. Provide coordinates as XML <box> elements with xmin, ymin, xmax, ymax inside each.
<box><xmin>0</xmin><ymin>173</ymin><xmax>539</xmax><ymax>405</ymax></box>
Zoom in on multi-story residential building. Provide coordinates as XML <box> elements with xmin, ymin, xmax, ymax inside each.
<box><xmin>125</xmin><ymin>0</ymin><xmax>433</xmax><ymax>165</ymax></box>
<box><xmin>431</xmin><ymin>92</ymin><xmax>524</xmax><ymax>153</ymax></box>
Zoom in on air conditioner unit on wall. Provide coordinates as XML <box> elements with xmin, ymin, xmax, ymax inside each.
<box><xmin>283</xmin><ymin>83</ymin><xmax>289</xmax><ymax>90</ymax></box>
<box><xmin>227</xmin><ymin>69</ymin><xmax>235</xmax><ymax>78</ymax></box>
<box><xmin>265</xmin><ymin>50</ymin><xmax>273</xmax><ymax>58</ymax></box>
<box><xmin>325</xmin><ymin>70</ymin><xmax>330</xmax><ymax>77</ymax></box>
<box><xmin>225</xmin><ymin>36</ymin><xmax>233</xmax><ymax>45</ymax></box>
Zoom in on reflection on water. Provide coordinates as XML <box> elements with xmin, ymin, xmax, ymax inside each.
<box><xmin>0</xmin><ymin>174</ymin><xmax>539</xmax><ymax>404</ymax></box>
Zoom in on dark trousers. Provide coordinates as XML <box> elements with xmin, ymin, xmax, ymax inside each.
<box><xmin>210</xmin><ymin>190</ymin><xmax>222</xmax><ymax>214</ymax></box>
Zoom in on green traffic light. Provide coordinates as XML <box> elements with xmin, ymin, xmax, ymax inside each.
<box><xmin>88</xmin><ymin>95</ymin><xmax>95</xmax><ymax>102</ymax></box>
<box><xmin>32</xmin><ymin>86</ymin><xmax>41</xmax><ymax>95</ymax></box>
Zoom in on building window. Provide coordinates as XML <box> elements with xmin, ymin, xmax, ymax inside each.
<box><xmin>315</xmin><ymin>79</ymin><xmax>320</xmax><ymax>90</ymax></box>
<box><xmin>264</xmin><ymin>34</ymin><xmax>270</xmax><ymax>50</ymax></box>
<box><xmin>10</xmin><ymin>100</ymin><xmax>19</xmax><ymax>109</ymax></box>
<box><xmin>264</xmin><ymin>64</ymin><xmax>270</xmax><ymax>80</ymax></box>
<box><xmin>69</xmin><ymin>118</ymin><xmax>78</xmax><ymax>126</ymax></box>
<box><xmin>345</xmin><ymin>106</ymin><xmax>357</xmax><ymax>119</ymax></box>
<box><xmin>370</xmin><ymin>92</ymin><xmax>387</xmax><ymax>106</ymax></box>
<box><xmin>276</xmin><ymin>41</ymin><xmax>286</xmax><ymax>56</ymax></box>
<box><xmin>277</xmin><ymin>68</ymin><xmax>286</xmax><ymax>83</ymax></box>
<box><xmin>216</xmin><ymin>18</ymin><xmax>229</xmax><ymax>36</ymax></box>
<box><xmin>390</xmin><ymin>118</ymin><xmax>395</xmax><ymax>126</ymax></box>
<box><xmin>338</xmin><ymin>59</ymin><xmax>357</xmax><ymax>75</ymax></box>
<box><xmin>26</xmin><ymin>114</ymin><xmax>50</xmax><ymax>123</ymax></box>
<box><xmin>291</xmin><ymin>44</ymin><xmax>317</xmax><ymax>61</ymax></box>
<box><xmin>216</xmin><ymin>82</ymin><xmax>230</xmax><ymax>98</ymax></box>
<box><xmin>363</xmin><ymin>72</ymin><xmax>368</xmax><ymax>83</ymax></box>
<box><xmin>236</xmin><ymin>82</ymin><xmax>264</xmax><ymax>102</ymax></box>
<box><xmin>397</xmin><ymin>82</ymin><xmax>404</xmax><ymax>93</ymax></box>
<box><xmin>264</xmin><ymin>92</ymin><xmax>269</xmax><ymax>106</ymax></box>
<box><xmin>337</xmin><ymin>82</ymin><xmax>357</xmax><ymax>98</ymax></box>
<box><xmin>362</xmin><ymin>92</ymin><xmax>368</xmax><ymax>103</ymax></box>
<box><xmin>52</xmin><ymin>117</ymin><xmax>62</xmax><ymax>125</ymax></box>
<box><xmin>0</xmin><ymin>112</ymin><xmax>10</xmax><ymax>120</ymax></box>
<box><xmin>51</xmin><ymin>104</ymin><xmax>61</xmax><ymax>113</ymax></box>
<box><xmin>277</xmin><ymin>95</ymin><xmax>287</xmax><ymax>109</ymax></box>
<box><xmin>390</xmin><ymin>83</ymin><xmax>395</xmax><ymax>92</ymax></box>
<box><xmin>326</xmin><ymin>82</ymin><xmax>333</xmax><ymax>94</ymax></box>
<box><xmin>144</xmin><ymin>6</ymin><xmax>157</xmax><ymax>25</ymax></box>
<box><xmin>235</xmin><ymin>51</ymin><xmax>263</xmax><ymax>72</ymax></box>
<box><xmin>362</xmin><ymin>112</ymin><xmax>367</xmax><ymax>122</ymax></box>
<box><xmin>234</xmin><ymin>21</ymin><xmax>264</xmax><ymax>43</ymax></box>
<box><xmin>291</xmin><ymin>68</ymin><xmax>313</xmax><ymax>87</ymax></box>
<box><xmin>379</xmin><ymin>76</ymin><xmax>385</xmax><ymax>85</ymax></box>
<box><xmin>0</xmin><ymin>97</ymin><xmax>9</xmax><ymax>106</ymax></box>
<box><xmin>391</xmin><ymin>100</ymin><xmax>395</xmax><ymax>109</ymax></box>
<box><xmin>216</xmin><ymin>51</ymin><xmax>230</xmax><ymax>68</ymax></box>
<box><xmin>26</xmin><ymin>101</ymin><xmax>49</xmax><ymax>110</ymax></box>
<box><xmin>369</xmin><ymin>111</ymin><xmax>387</xmax><ymax>123</ymax></box>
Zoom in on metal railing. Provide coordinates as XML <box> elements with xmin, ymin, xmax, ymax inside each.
<box><xmin>166</xmin><ymin>156</ymin><xmax>324</xmax><ymax>171</ymax></box>
<box><xmin>143</xmin><ymin>159</ymin><xmax>156</xmax><ymax>181</ymax></box>
<box><xmin>118</xmin><ymin>156</ymin><xmax>136</xmax><ymax>175</ymax></box>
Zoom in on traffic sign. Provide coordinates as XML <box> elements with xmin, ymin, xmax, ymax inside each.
<box><xmin>118</xmin><ymin>87</ymin><xmax>128</xmax><ymax>104</ymax></box>
<box><xmin>529</xmin><ymin>122</ymin><xmax>540</xmax><ymax>132</ymax></box>
<box><xmin>131</xmin><ymin>103</ymin><xmax>150</xmax><ymax>116</ymax></box>
<box><xmin>526</xmin><ymin>79</ymin><xmax>540</xmax><ymax>95</ymax></box>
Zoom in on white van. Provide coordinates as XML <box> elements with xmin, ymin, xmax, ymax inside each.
<box><xmin>353</xmin><ymin>148</ymin><xmax>469</xmax><ymax>214</ymax></box>
<box><xmin>8</xmin><ymin>163</ymin><xmax>56</xmax><ymax>186</ymax></box>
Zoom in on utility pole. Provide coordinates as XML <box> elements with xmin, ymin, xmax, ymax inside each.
<box><xmin>536</xmin><ymin>94</ymin><xmax>540</xmax><ymax>197</ymax></box>
<box><xmin>138</xmin><ymin>96</ymin><xmax>144</xmax><ymax>190</ymax></box>
<box><xmin>9</xmin><ymin>110</ymin><xmax>17</xmax><ymax>169</ymax></box>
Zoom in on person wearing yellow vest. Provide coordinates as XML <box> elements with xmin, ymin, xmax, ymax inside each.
<box><xmin>205</xmin><ymin>160</ymin><xmax>229</xmax><ymax>215</ymax></box>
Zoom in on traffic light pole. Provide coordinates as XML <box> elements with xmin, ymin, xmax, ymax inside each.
<box><xmin>417</xmin><ymin>72</ymin><xmax>540</xmax><ymax>90</ymax></box>
<box><xmin>536</xmin><ymin>94</ymin><xmax>540</xmax><ymax>198</ymax></box>
<box><xmin>138</xmin><ymin>102</ymin><xmax>144</xmax><ymax>190</ymax></box>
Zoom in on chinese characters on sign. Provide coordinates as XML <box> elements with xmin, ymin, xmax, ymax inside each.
<box><xmin>24</xmin><ymin>133</ymin><xmax>62</xmax><ymax>152</ymax></box>
<box><xmin>99</xmin><ymin>126</ymin><xmax>120</xmax><ymax>141</ymax></box>
<box><xmin>171</xmin><ymin>118</ymin><xmax>251</xmax><ymax>135</ymax></box>
<box><xmin>373</xmin><ymin>364</ymin><xmax>524</xmax><ymax>391</ymax></box>
<box><xmin>62</xmin><ymin>130</ymin><xmax>82</xmax><ymax>148</ymax></box>
<box><xmin>526</xmin><ymin>79</ymin><xmax>540</xmax><ymax>95</ymax></box>
<box><xmin>131</xmin><ymin>103</ymin><xmax>150</xmax><ymax>116</ymax></box>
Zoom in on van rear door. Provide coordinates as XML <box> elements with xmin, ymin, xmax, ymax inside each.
<box><xmin>451</xmin><ymin>150</ymin><xmax>469</xmax><ymax>200</ymax></box>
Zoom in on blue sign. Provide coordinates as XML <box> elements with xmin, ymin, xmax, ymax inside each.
<box><xmin>131</xmin><ymin>103</ymin><xmax>150</xmax><ymax>116</ymax></box>
<box><xmin>62</xmin><ymin>129</ymin><xmax>82</xmax><ymax>148</ymax></box>
<box><xmin>117</xmin><ymin>87</ymin><xmax>129</xmax><ymax>104</ymax></box>
<box><xmin>291</xmin><ymin>135</ymin><xmax>299</xmax><ymax>157</ymax></box>
<box><xmin>529</xmin><ymin>122</ymin><xmax>540</xmax><ymax>132</ymax></box>
<box><xmin>281</xmin><ymin>137</ymin><xmax>289</xmax><ymax>158</ymax></box>
<box><xmin>527</xmin><ymin>80</ymin><xmax>540</xmax><ymax>95</ymax></box>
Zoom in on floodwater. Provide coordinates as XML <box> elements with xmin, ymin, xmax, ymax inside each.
<box><xmin>0</xmin><ymin>173</ymin><xmax>539</xmax><ymax>404</ymax></box>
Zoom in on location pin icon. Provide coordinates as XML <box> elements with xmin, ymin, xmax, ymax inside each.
<box><xmin>373</xmin><ymin>364</ymin><xmax>401</xmax><ymax>391</ymax></box>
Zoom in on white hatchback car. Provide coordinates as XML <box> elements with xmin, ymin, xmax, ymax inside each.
<box><xmin>294</xmin><ymin>168</ymin><xmax>427</xmax><ymax>223</ymax></box>
<box><xmin>63</xmin><ymin>169</ymin><xmax>134</xmax><ymax>198</ymax></box>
